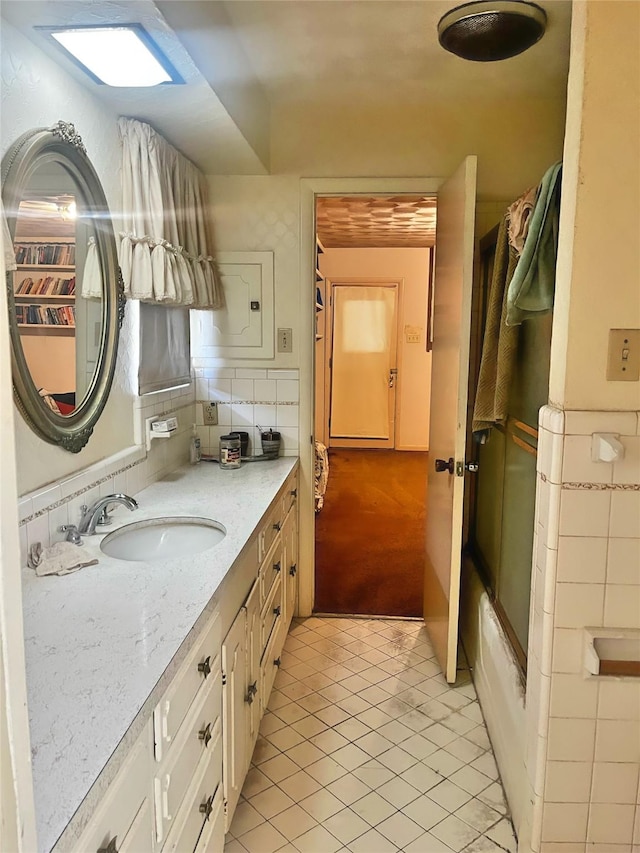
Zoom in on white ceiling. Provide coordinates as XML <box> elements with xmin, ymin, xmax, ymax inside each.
<box><xmin>2</xmin><ymin>0</ymin><xmax>572</xmax><ymax>176</ymax></box>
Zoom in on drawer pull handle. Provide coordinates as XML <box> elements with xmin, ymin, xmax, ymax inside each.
<box><xmin>274</xmin><ymin>657</ymin><xmax>281</xmax><ymax>668</ymax></box>
<box><xmin>197</xmin><ymin>656</ymin><xmax>212</xmax><ymax>678</ymax></box>
<box><xmin>245</xmin><ymin>681</ymin><xmax>258</xmax><ymax>704</ymax></box>
<box><xmin>199</xmin><ymin>794</ymin><xmax>214</xmax><ymax>821</ymax></box>
<box><xmin>98</xmin><ymin>838</ymin><xmax>118</xmax><ymax>853</ymax></box>
<box><xmin>289</xmin><ymin>564</ymin><xmax>297</xmax><ymax>577</ymax></box>
<box><xmin>198</xmin><ymin>723</ymin><xmax>212</xmax><ymax>747</ymax></box>
<box><xmin>273</xmin><ymin>561</ymin><xmax>281</xmax><ymax>573</ymax></box>
<box><xmin>273</xmin><ymin>605</ymin><xmax>281</xmax><ymax>617</ymax></box>
<box><xmin>272</xmin><ymin>522</ymin><xmax>281</xmax><ymax>531</ymax></box>
<box><xmin>290</xmin><ymin>488</ymin><xmax>297</xmax><ymax>498</ymax></box>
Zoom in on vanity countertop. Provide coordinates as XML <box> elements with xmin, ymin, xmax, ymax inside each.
<box><xmin>21</xmin><ymin>457</ymin><xmax>298</xmax><ymax>853</ymax></box>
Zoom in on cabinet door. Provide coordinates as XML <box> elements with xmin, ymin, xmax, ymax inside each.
<box><xmin>283</xmin><ymin>503</ymin><xmax>298</xmax><ymax>628</ymax></box>
<box><xmin>244</xmin><ymin>579</ymin><xmax>261</xmax><ymax>754</ymax></box>
<box><xmin>194</xmin><ymin>784</ymin><xmax>225</xmax><ymax>853</ymax></box>
<box><xmin>222</xmin><ymin>608</ymin><xmax>247</xmax><ymax>830</ymax></box>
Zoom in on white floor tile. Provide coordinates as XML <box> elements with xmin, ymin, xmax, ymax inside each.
<box><xmin>270</xmin><ymin>804</ymin><xmax>318</xmax><ymax>841</ymax></box>
<box><xmin>228</xmin><ymin>617</ymin><xmax>515</xmax><ymax>853</ymax></box>
<box><xmin>350</xmin><ymin>790</ymin><xmax>397</xmax><ymax>826</ymax></box>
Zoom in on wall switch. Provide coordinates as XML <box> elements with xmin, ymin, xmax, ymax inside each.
<box><xmin>607</xmin><ymin>329</ymin><xmax>640</xmax><ymax>381</ymax></box>
<box><xmin>203</xmin><ymin>401</ymin><xmax>218</xmax><ymax>425</ymax></box>
<box><xmin>404</xmin><ymin>325</ymin><xmax>422</xmax><ymax>344</ymax></box>
<box><xmin>278</xmin><ymin>327</ymin><xmax>293</xmax><ymax>353</ymax></box>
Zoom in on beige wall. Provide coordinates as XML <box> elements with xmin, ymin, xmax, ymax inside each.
<box><xmin>272</xmin><ymin>97</ymin><xmax>567</xmax><ymax>203</ymax></box>
<box><xmin>318</xmin><ymin>248</ymin><xmax>432</xmax><ymax>450</ymax></box>
<box><xmin>1</xmin><ymin>22</ymin><xmax>136</xmax><ymax>495</ymax></box>
<box><xmin>550</xmin><ymin>0</ymin><xmax>640</xmax><ymax>412</ymax></box>
<box><xmin>20</xmin><ymin>336</ymin><xmax>76</xmax><ymax>394</ymax></box>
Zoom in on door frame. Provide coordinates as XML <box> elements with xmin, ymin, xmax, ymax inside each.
<box><xmin>299</xmin><ymin>178</ymin><xmax>442</xmax><ymax>618</ymax></box>
<box><xmin>323</xmin><ymin>278</ymin><xmax>402</xmax><ymax>449</ymax></box>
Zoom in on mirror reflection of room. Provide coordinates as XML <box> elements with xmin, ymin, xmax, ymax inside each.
<box><xmin>11</xmin><ymin>161</ymin><xmax>102</xmax><ymax>414</ymax></box>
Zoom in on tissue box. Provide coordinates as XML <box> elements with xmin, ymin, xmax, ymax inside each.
<box><xmin>151</xmin><ymin>417</ymin><xmax>178</xmax><ymax>434</ymax></box>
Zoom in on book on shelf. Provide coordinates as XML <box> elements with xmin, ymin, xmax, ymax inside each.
<box><xmin>14</xmin><ymin>242</ymin><xmax>76</xmax><ymax>266</ymax></box>
<box><xmin>19</xmin><ymin>303</ymin><xmax>75</xmax><ymax>327</ymax></box>
<box><xmin>15</xmin><ymin>275</ymin><xmax>76</xmax><ymax>296</ymax></box>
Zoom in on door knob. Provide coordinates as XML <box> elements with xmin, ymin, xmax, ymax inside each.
<box><xmin>435</xmin><ymin>457</ymin><xmax>455</xmax><ymax>474</ymax></box>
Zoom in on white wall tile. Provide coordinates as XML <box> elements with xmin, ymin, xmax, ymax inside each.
<box><xmin>563</xmin><ymin>435</ymin><xmax>613</xmax><ymax>484</ymax></box>
<box><xmin>231</xmin><ymin>403</ymin><xmax>255</xmax><ymax>428</ymax></box>
<box><xmin>538</xmin><ymin>428</ymin><xmax>564</xmax><ymax>485</ymax></box>
<box><xmin>277</xmin><ymin>405</ymin><xmax>299</xmax><ymax>428</ymax></box>
<box><xmin>540</xmin><ymin>405</ymin><xmax>565</xmax><ymax>435</ymax></box>
<box><xmin>276</xmin><ymin>380</ymin><xmax>299</xmax><ymax>403</ymax></box>
<box><xmin>587</xmin><ymin>803</ymin><xmax>635</xmax><ymax>845</ymax></box>
<box><xmin>591</xmin><ymin>762</ymin><xmax>639</xmax><ymax>804</ymax></box>
<box><xmin>549</xmin><ymin>673</ymin><xmax>599</xmax><ymax>719</ymax></box>
<box><xmin>231</xmin><ymin>378</ymin><xmax>254</xmax><ymax>401</ymax></box>
<box><xmin>268</xmin><ymin>370</ymin><xmax>299</xmax><ymax>380</ymax></box>
<box><xmin>207</xmin><ymin>377</ymin><xmax>232</xmax><ymax>402</ymax></box>
<box><xmin>598</xmin><ymin>681</ymin><xmax>640</xmax><ymax>721</ymax></box>
<box><xmin>595</xmin><ymin>719</ymin><xmax>640</xmax><ymax>763</ymax></box>
<box><xmin>236</xmin><ymin>369</ymin><xmax>268</xmax><ymax>379</ymax></box>
<box><xmin>26</xmin><ymin>513</ymin><xmax>50</xmax><ymax>552</ymax></box>
<box><xmin>48</xmin><ymin>503</ymin><xmax>69</xmax><ymax>546</ymax></box>
<box><xmin>254</xmin><ymin>405</ymin><xmax>277</xmax><ymax>431</ymax></box>
<box><xmin>554</xmin><ymin>583</ymin><xmax>605</xmax><ymax>629</ymax></box>
<box><xmin>547</xmin><ymin>718</ymin><xmax>596</xmax><ymax>762</ymax></box>
<box><xmin>557</xmin><ymin>537</ymin><xmax>608</xmax><ymax>584</ymax></box>
<box><xmin>552</xmin><ymin>628</ymin><xmax>584</xmax><ymax>674</ymax></box>
<box><xmin>564</xmin><ymin>412</ymin><xmax>638</xmax><ymax>436</ymax></box>
<box><xmin>559</xmin><ymin>490</ymin><xmax>611</xmax><ymax>538</ymax></box>
<box><xmin>255</xmin><ymin>380</ymin><xmax>277</xmax><ymax>403</ymax></box>
<box><xmin>607</xmin><ymin>538</ymin><xmax>640</xmax><ymax>585</ymax></box>
<box><xmin>541</xmin><ymin>802</ymin><xmax>588</xmax><ymax>842</ymax></box>
<box><xmin>610</xmin><ymin>492</ymin><xmax>640</xmax><ymax>539</ymax></box>
<box><xmin>545</xmin><ymin>761</ymin><xmax>592</xmax><ymax>803</ymax></box>
<box><xmin>32</xmin><ymin>484</ymin><xmax>62</xmax><ymax>514</ymax></box>
<box><xmin>613</xmin><ymin>436</ymin><xmax>640</xmax><ymax>484</ymax></box>
<box><xmin>604</xmin><ymin>585</ymin><xmax>640</xmax><ymax>629</ymax></box>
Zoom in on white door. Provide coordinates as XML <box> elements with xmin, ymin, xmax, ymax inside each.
<box><xmin>424</xmin><ymin>156</ymin><xmax>477</xmax><ymax>684</ymax></box>
<box><xmin>329</xmin><ymin>283</ymin><xmax>398</xmax><ymax>448</ymax></box>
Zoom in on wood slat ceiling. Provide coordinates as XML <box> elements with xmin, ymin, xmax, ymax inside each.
<box><xmin>317</xmin><ymin>195</ymin><xmax>437</xmax><ymax>249</ymax></box>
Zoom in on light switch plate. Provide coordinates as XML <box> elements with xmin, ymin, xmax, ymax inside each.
<box><xmin>607</xmin><ymin>329</ymin><xmax>640</xmax><ymax>381</ymax></box>
<box><xmin>278</xmin><ymin>328</ymin><xmax>293</xmax><ymax>353</ymax></box>
<box><xmin>203</xmin><ymin>402</ymin><xmax>218</xmax><ymax>425</ymax></box>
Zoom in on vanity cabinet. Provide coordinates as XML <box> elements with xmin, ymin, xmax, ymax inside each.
<box><xmin>66</xmin><ymin>465</ymin><xmax>298</xmax><ymax>853</ymax></box>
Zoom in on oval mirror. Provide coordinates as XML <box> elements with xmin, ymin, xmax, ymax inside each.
<box><xmin>2</xmin><ymin>121</ymin><xmax>125</xmax><ymax>452</ymax></box>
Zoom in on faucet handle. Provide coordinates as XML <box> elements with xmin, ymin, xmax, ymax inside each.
<box><xmin>59</xmin><ymin>524</ymin><xmax>82</xmax><ymax>545</ymax></box>
<box><xmin>96</xmin><ymin>507</ymin><xmax>113</xmax><ymax>527</ymax></box>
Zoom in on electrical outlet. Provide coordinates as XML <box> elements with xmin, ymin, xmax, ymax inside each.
<box><xmin>203</xmin><ymin>402</ymin><xmax>218</xmax><ymax>425</ymax></box>
<box><xmin>278</xmin><ymin>328</ymin><xmax>293</xmax><ymax>353</ymax></box>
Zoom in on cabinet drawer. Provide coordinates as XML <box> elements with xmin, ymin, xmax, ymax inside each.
<box><xmin>258</xmin><ymin>501</ymin><xmax>283</xmax><ymax>562</ymax></box>
<box><xmin>154</xmin><ymin>672</ymin><xmax>222</xmax><ymax>845</ymax></box>
<box><xmin>260</xmin><ymin>573</ymin><xmax>283</xmax><ymax>653</ymax></box>
<box><xmin>73</xmin><ymin>724</ymin><xmax>151</xmax><ymax>853</ymax></box>
<box><xmin>259</xmin><ymin>534</ymin><xmax>283</xmax><ymax>607</ymax></box>
<box><xmin>194</xmin><ymin>785</ymin><xmax>225</xmax><ymax>853</ymax></box>
<box><xmin>154</xmin><ymin>613</ymin><xmax>220</xmax><ymax>760</ymax></box>
<box><xmin>161</xmin><ymin>733</ymin><xmax>222</xmax><ymax>853</ymax></box>
<box><xmin>282</xmin><ymin>474</ymin><xmax>298</xmax><ymax>516</ymax></box>
<box><xmin>119</xmin><ymin>799</ymin><xmax>154</xmax><ymax>853</ymax></box>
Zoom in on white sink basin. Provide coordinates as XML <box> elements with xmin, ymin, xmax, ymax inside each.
<box><xmin>100</xmin><ymin>517</ymin><xmax>226</xmax><ymax>562</ymax></box>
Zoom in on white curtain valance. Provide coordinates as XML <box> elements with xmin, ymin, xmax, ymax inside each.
<box><xmin>117</xmin><ymin>117</ymin><xmax>223</xmax><ymax>309</ymax></box>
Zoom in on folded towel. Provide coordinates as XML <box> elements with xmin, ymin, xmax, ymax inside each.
<box><xmin>314</xmin><ymin>440</ymin><xmax>329</xmax><ymax>512</ymax></box>
<box><xmin>506</xmin><ymin>162</ymin><xmax>562</xmax><ymax>326</ymax></box>
<box><xmin>28</xmin><ymin>541</ymin><xmax>98</xmax><ymax>577</ymax></box>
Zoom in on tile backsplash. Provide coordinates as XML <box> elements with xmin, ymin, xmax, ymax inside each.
<box><xmin>523</xmin><ymin>406</ymin><xmax>640</xmax><ymax>852</ymax></box>
<box><xmin>193</xmin><ymin>366</ymin><xmax>299</xmax><ymax>459</ymax></box>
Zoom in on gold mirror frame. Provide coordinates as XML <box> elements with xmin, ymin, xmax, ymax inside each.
<box><xmin>2</xmin><ymin>121</ymin><xmax>125</xmax><ymax>453</ymax></box>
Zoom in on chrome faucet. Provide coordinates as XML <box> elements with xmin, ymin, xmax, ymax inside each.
<box><xmin>78</xmin><ymin>494</ymin><xmax>138</xmax><ymax>535</ymax></box>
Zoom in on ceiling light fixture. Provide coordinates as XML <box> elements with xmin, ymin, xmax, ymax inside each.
<box><xmin>438</xmin><ymin>1</ymin><xmax>547</xmax><ymax>62</ymax></box>
<box><xmin>39</xmin><ymin>24</ymin><xmax>183</xmax><ymax>87</ymax></box>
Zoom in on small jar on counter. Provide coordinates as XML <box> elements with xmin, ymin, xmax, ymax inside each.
<box><xmin>219</xmin><ymin>433</ymin><xmax>241</xmax><ymax>469</ymax></box>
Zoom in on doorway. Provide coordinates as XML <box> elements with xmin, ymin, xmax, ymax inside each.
<box><xmin>313</xmin><ymin>194</ymin><xmax>435</xmax><ymax>617</ymax></box>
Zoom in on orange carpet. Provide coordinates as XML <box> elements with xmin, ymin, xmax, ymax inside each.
<box><xmin>314</xmin><ymin>448</ymin><xmax>428</xmax><ymax>617</ymax></box>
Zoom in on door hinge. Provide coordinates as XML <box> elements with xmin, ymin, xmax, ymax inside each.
<box><xmin>224</xmin><ymin>799</ymin><xmax>228</xmax><ymax>817</ymax></box>
<box><xmin>329</xmin><ymin>357</ymin><xmax>332</xmax><ymax>369</ymax></box>
<box><xmin>222</xmin><ymin>671</ymin><xmax>227</xmax><ymax>686</ymax></box>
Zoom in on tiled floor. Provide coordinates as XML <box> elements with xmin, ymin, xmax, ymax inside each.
<box><xmin>225</xmin><ymin>617</ymin><xmax>518</xmax><ymax>853</ymax></box>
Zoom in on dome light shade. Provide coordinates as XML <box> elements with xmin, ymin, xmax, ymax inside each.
<box><xmin>438</xmin><ymin>1</ymin><xmax>547</xmax><ymax>62</ymax></box>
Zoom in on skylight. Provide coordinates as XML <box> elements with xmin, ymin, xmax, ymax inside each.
<box><xmin>44</xmin><ymin>25</ymin><xmax>182</xmax><ymax>87</ymax></box>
